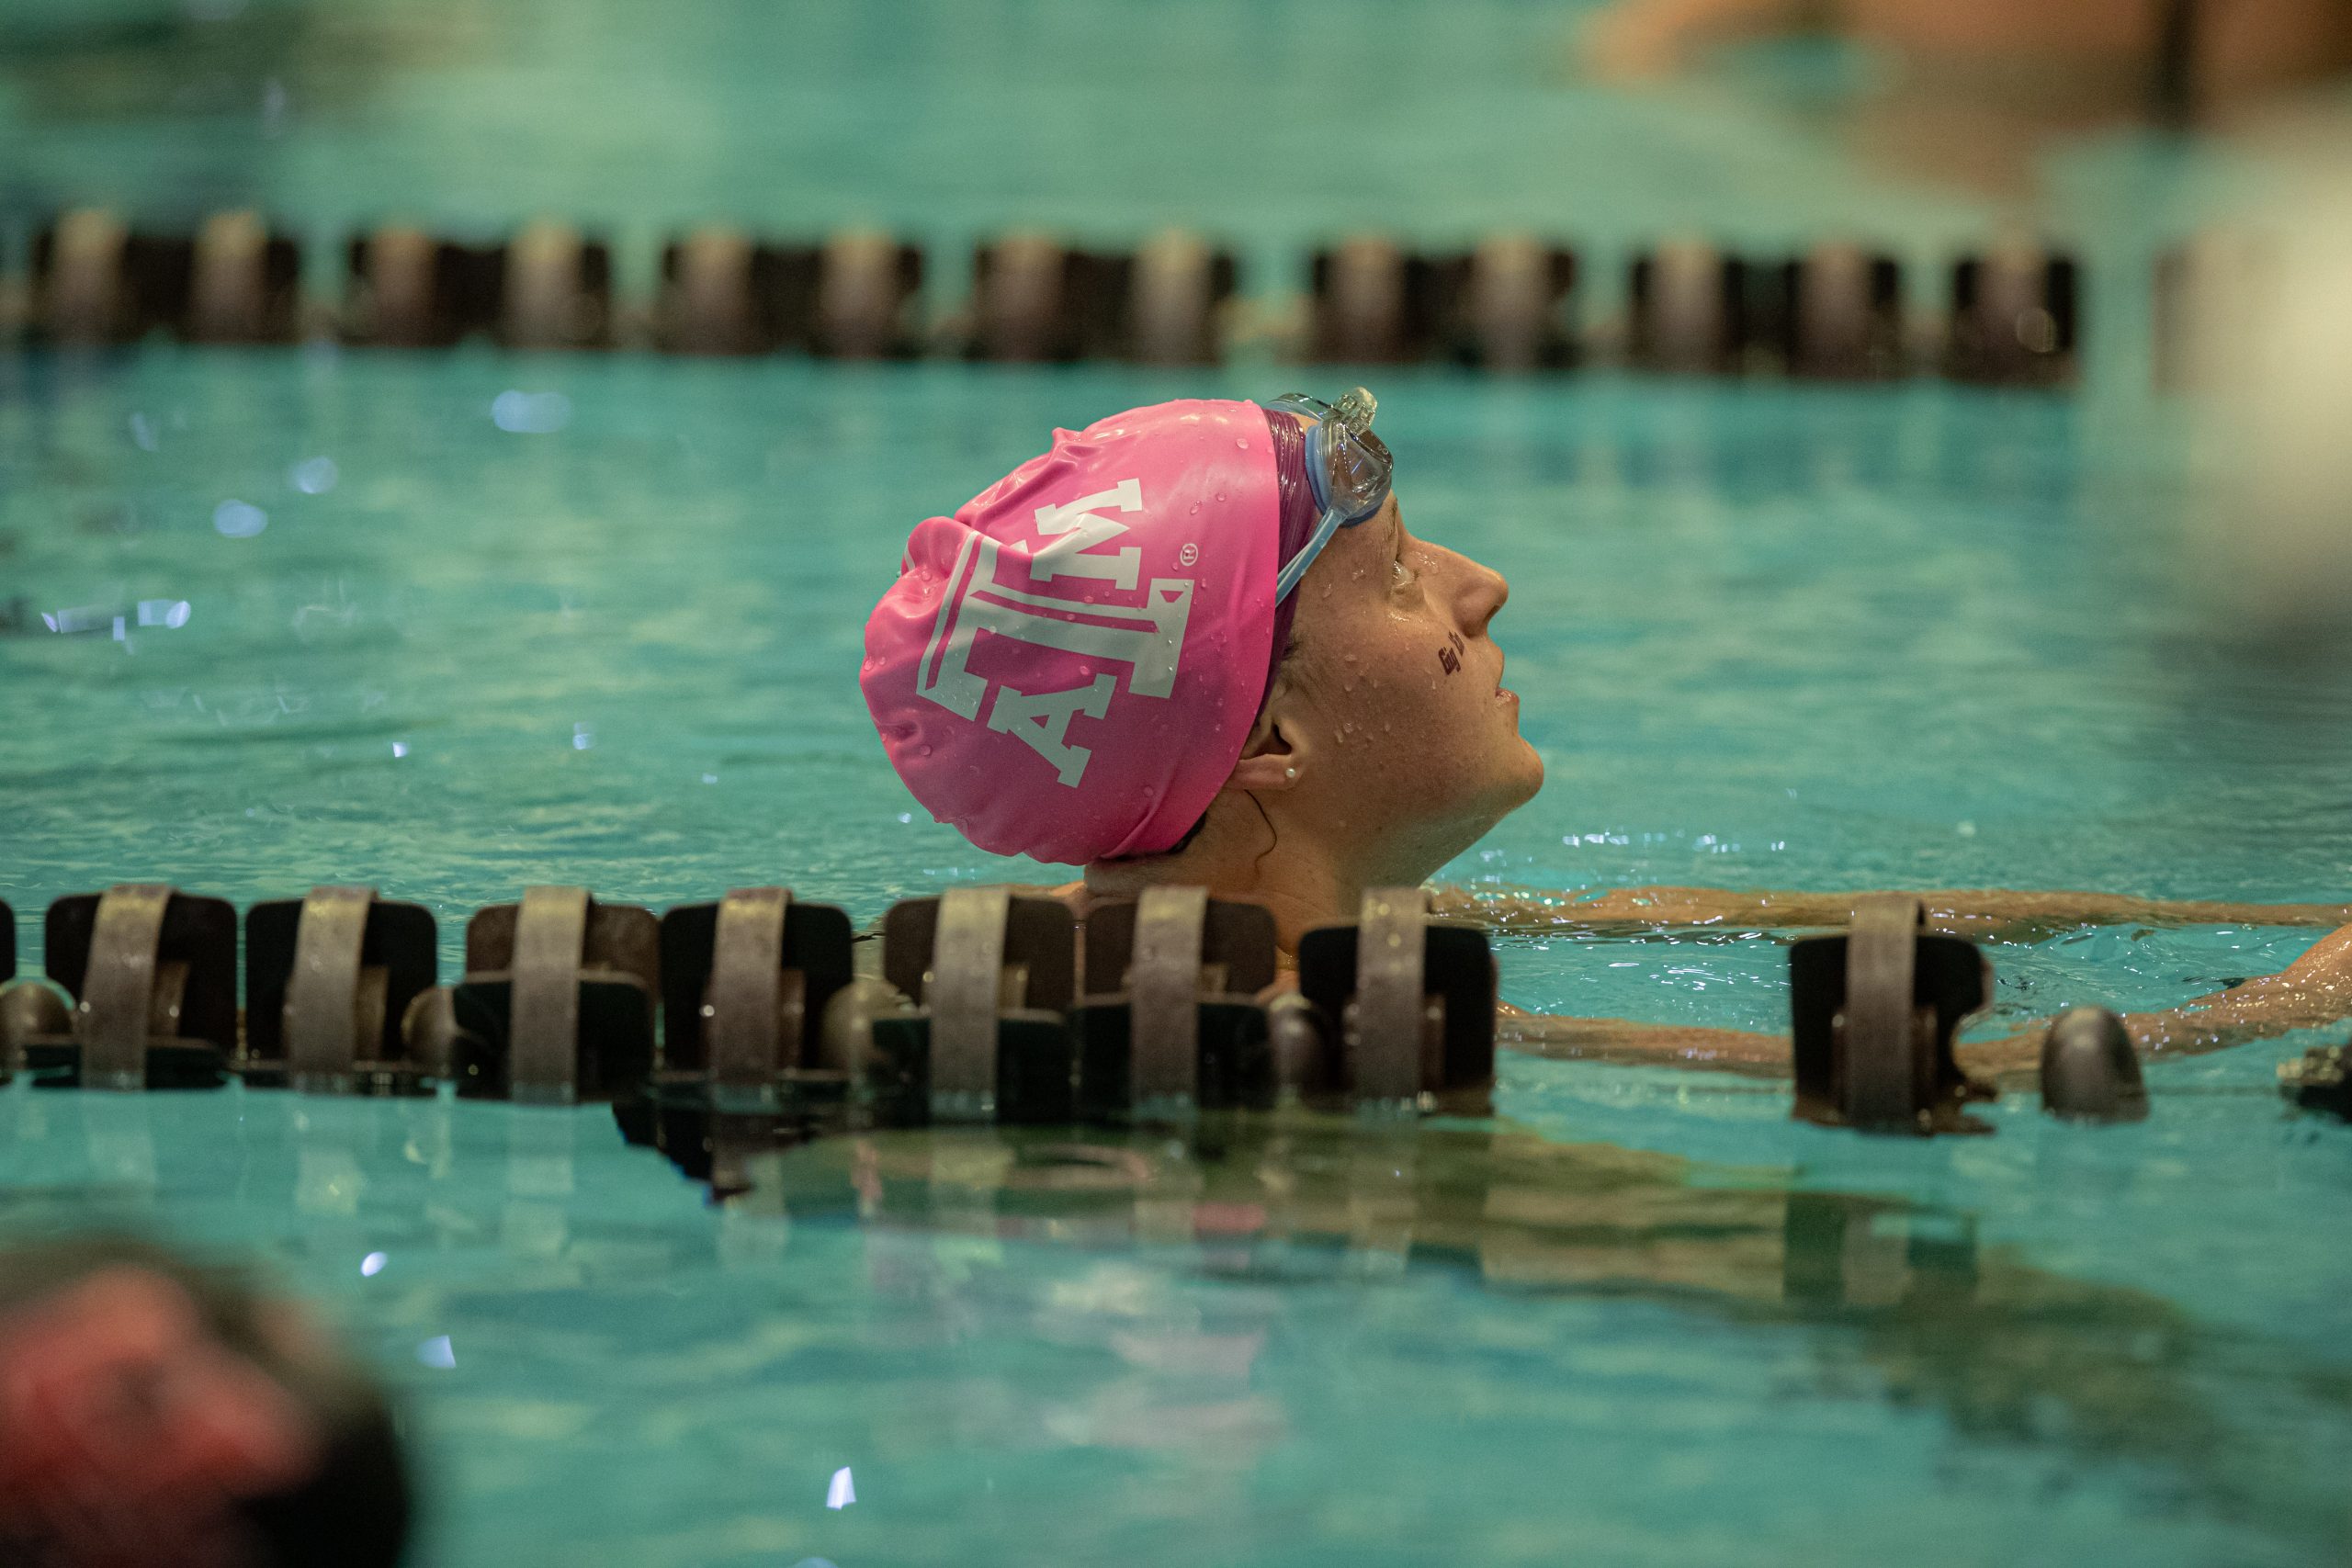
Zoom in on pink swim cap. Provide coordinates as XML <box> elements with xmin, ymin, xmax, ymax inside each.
<box><xmin>862</xmin><ymin>399</ymin><xmax>1282</xmax><ymax>864</ymax></box>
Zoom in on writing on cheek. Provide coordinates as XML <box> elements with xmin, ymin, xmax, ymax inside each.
<box><xmin>1437</xmin><ymin>631</ymin><xmax>1464</xmax><ymax>676</ymax></box>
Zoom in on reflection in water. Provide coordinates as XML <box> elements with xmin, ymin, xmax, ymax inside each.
<box><xmin>629</xmin><ymin>1101</ymin><xmax>1966</xmax><ymax>1312</ymax></box>
<box><xmin>626</xmin><ymin>1102</ymin><xmax>2352</xmax><ymax>1554</ymax></box>
<box><xmin>5</xmin><ymin>1081</ymin><xmax>2348</xmax><ymax>1562</ymax></box>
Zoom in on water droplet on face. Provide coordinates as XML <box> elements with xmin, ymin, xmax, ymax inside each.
<box><xmin>1235</xmin><ymin>437</ymin><xmax>1249</xmax><ymax>449</ymax></box>
<box><xmin>1215</xmin><ymin>492</ymin><xmax>1227</xmax><ymax>503</ymax></box>
<box><xmin>918</xmin><ymin>744</ymin><xmax>933</xmax><ymax>757</ymax></box>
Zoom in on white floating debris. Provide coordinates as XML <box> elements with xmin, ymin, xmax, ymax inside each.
<box><xmin>290</xmin><ymin>456</ymin><xmax>340</xmax><ymax>494</ymax></box>
<box><xmin>214</xmin><ymin>499</ymin><xmax>268</xmax><ymax>538</ymax></box>
<box><xmin>492</xmin><ymin>389</ymin><xmax>573</xmax><ymax>434</ymax></box>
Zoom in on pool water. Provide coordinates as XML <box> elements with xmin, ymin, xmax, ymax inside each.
<box><xmin>6</xmin><ymin>1089</ymin><xmax>2352</xmax><ymax>1568</ymax></box>
<box><xmin>4</xmin><ymin>351</ymin><xmax>2346</xmax><ymax>1005</ymax></box>
<box><xmin>1</xmin><ymin>0</ymin><xmax>2004</xmax><ymax>266</ymax></box>
<box><xmin>3</xmin><ymin>349</ymin><xmax>2351</xmax><ymax>1565</ymax></box>
<box><xmin>7</xmin><ymin>5</ymin><xmax>2352</xmax><ymax>1557</ymax></box>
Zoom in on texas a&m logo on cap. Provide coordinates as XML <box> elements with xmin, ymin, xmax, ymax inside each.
<box><xmin>915</xmin><ymin>479</ymin><xmax>1193</xmax><ymax>787</ymax></box>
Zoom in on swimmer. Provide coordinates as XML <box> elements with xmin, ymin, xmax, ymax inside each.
<box><xmin>0</xmin><ymin>1236</ymin><xmax>411</xmax><ymax>1568</ymax></box>
<box><xmin>861</xmin><ymin>392</ymin><xmax>2352</xmax><ymax>1077</ymax></box>
<box><xmin>1579</xmin><ymin>0</ymin><xmax>2352</xmax><ymax>195</ymax></box>
<box><xmin>1583</xmin><ymin>0</ymin><xmax>2352</xmax><ymax>117</ymax></box>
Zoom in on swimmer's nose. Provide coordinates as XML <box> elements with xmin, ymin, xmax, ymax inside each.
<box><xmin>1453</xmin><ymin>551</ymin><xmax>1509</xmax><ymax>639</ymax></box>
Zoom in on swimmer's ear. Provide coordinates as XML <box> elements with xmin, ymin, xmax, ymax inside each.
<box><xmin>1224</xmin><ymin>720</ymin><xmax>1302</xmax><ymax>794</ymax></box>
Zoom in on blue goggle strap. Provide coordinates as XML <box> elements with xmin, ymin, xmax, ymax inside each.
<box><xmin>1275</xmin><ymin>504</ymin><xmax>1349</xmax><ymax>603</ymax></box>
<box><xmin>1271</xmin><ymin>400</ymin><xmax>1389</xmax><ymax>604</ymax></box>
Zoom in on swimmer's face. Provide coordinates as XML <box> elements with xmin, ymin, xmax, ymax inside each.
<box><xmin>1270</xmin><ymin>483</ymin><xmax>1543</xmax><ymax>874</ymax></box>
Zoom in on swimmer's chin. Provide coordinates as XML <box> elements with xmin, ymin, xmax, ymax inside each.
<box><xmin>1498</xmin><ymin>739</ymin><xmax>1546</xmax><ymax>815</ymax></box>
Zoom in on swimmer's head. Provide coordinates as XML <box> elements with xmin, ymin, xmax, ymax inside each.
<box><xmin>0</xmin><ymin>1235</ymin><xmax>413</xmax><ymax>1568</ymax></box>
<box><xmin>861</xmin><ymin>394</ymin><xmax>1541</xmax><ymax>878</ymax></box>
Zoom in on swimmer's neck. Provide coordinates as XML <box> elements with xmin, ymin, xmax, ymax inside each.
<box><xmin>1074</xmin><ymin>847</ymin><xmax>1391</xmax><ymax>959</ymax></box>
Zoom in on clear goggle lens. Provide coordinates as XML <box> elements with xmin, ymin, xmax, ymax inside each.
<box><xmin>1266</xmin><ymin>388</ymin><xmax>1391</xmax><ymax>525</ymax></box>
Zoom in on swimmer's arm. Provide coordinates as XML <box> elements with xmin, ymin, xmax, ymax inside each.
<box><xmin>1435</xmin><ymin>885</ymin><xmax>2352</xmax><ymax>942</ymax></box>
<box><xmin>1957</xmin><ymin>919</ymin><xmax>2352</xmax><ymax>1079</ymax></box>
<box><xmin>1494</xmin><ymin>1003</ymin><xmax>1793</xmax><ymax>1077</ymax></box>
<box><xmin>1498</xmin><ymin>921</ymin><xmax>2352</xmax><ymax>1079</ymax></box>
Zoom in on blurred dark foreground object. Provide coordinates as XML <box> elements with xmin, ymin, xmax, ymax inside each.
<box><xmin>0</xmin><ymin>1236</ymin><xmax>412</xmax><ymax>1568</ymax></box>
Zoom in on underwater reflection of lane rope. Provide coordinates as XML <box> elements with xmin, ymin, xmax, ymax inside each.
<box><xmin>617</xmin><ymin>1107</ymin><xmax>2352</xmax><ymax>1552</ymax></box>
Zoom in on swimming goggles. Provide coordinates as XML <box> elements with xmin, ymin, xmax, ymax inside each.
<box><xmin>1262</xmin><ymin>387</ymin><xmax>1393</xmax><ymax>603</ymax></box>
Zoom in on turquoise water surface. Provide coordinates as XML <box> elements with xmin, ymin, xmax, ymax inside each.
<box><xmin>3</xmin><ymin>351</ymin><xmax>2350</xmax><ymax>1566</ymax></box>
<box><xmin>7</xmin><ymin>0</ymin><xmax>2352</xmax><ymax>1562</ymax></box>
